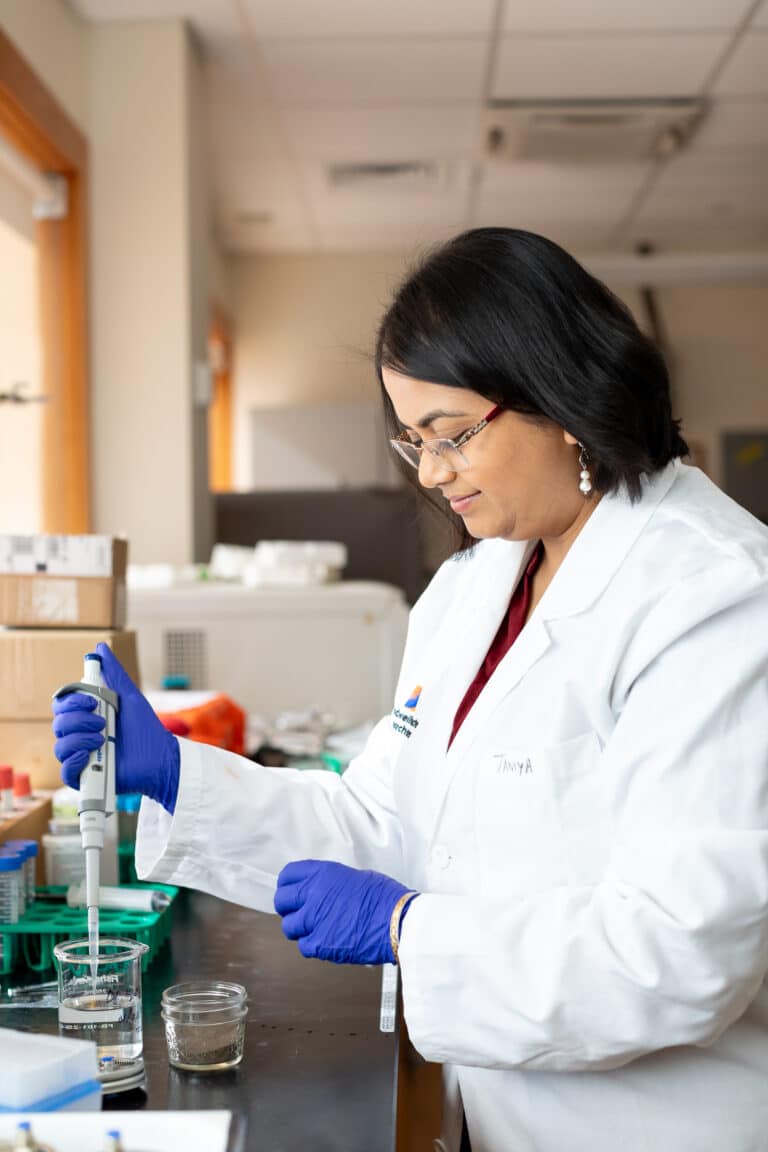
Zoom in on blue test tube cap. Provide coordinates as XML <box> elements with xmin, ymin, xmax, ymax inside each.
<box><xmin>3</xmin><ymin>839</ymin><xmax>37</xmax><ymax>860</ymax></box>
<box><xmin>0</xmin><ymin>850</ymin><xmax>23</xmax><ymax>871</ymax></box>
<box><xmin>85</xmin><ymin>652</ymin><xmax>102</xmax><ymax>663</ymax></box>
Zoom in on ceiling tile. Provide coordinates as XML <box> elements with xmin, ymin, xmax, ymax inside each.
<box><xmin>614</xmin><ymin>215</ymin><xmax>768</xmax><ymax>251</ymax></box>
<box><xmin>475</xmin><ymin>160</ymin><xmax>650</xmax><ymax>223</ymax></box>
<box><xmin>712</xmin><ymin>32</ymin><xmax>768</xmax><ymax>96</ymax></box>
<box><xmin>260</xmin><ymin>39</ymin><xmax>487</xmax><ymax>106</ymax></box>
<box><xmin>633</xmin><ymin>154</ymin><xmax>768</xmax><ymax>224</ymax></box>
<box><xmin>280</xmin><ymin>106</ymin><xmax>479</xmax><ymax>162</ymax></box>
<box><xmin>501</xmin><ymin>0</ymin><xmax>754</xmax><ymax>33</ymax></box>
<box><xmin>316</xmin><ymin>217</ymin><xmax>466</xmax><ymax>253</ymax></box>
<box><xmin>691</xmin><ymin>100</ymin><xmax>768</xmax><ymax>153</ymax></box>
<box><xmin>70</xmin><ymin>0</ymin><xmax>239</xmax><ymax>40</ymax></box>
<box><xmin>241</xmin><ymin>0</ymin><xmax>496</xmax><ymax>38</ymax></box>
<box><xmin>493</xmin><ymin>33</ymin><xmax>728</xmax><ymax>99</ymax></box>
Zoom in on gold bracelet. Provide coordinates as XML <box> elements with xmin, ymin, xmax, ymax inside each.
<box><xmin>390</xmin><ymin>891</ymin><xmax>418</xmax><ymax>964</ymax></box>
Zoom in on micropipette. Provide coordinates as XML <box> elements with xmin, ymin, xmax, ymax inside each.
<box><xmin>53</xmin><ymin>653</ymin><xmax>118</xmax><ymax>990</ymax></box>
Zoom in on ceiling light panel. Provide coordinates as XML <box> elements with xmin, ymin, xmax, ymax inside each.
<box><xmin>712</xmin><ymin>32</ymin><xmax>768</xmax><ymax>96</ymax></box>
<box><xmin>493</xmin><ymin>34</ymin><xmax>728</xmax><ymax>100</ymax></box>
<box><xmin>241</xmin><ymin>0</ymin><xmax>496</xmax><ymax>38</ymax></box>
<box><xmin>500</xmin><ymin>0</ymin><xmax>754</xmax><ymax>33</ymax></box>
<box><xmin>260</xmin><ymin>39</ymin><xmax>486</xmax><ymax>106</ymax></box>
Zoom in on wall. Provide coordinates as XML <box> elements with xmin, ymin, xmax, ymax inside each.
<box><xmin>654</xmin><ymin>283</ymin><xmax>768</xmax><ymax>485</ymax></box>
<box><xmin>231</xmin><ymin>254</ymin><xmax>767</xmax><ymax>497</ymax></box>
<box><xmin>230</xmin><ymin>250</ymin><xmax>407</xmax><ymax>488</ymax></box>
<box><xmin>89</xmin><ymin>20</ymin><xmax>211</xmax><ymax>563</ymax></box>
<box><xmin>0</xmin><ymin>0</ymin><xmax>89</xmax><ymax>132</ymax></box>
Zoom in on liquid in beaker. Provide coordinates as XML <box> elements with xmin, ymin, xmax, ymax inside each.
<box><xmin>54</xmin><ymin>937</ymin><xmax>148</xmax><ymax>1061</ymax></box>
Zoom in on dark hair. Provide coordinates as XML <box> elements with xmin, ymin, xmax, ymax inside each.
<box><xmin>375</xmin><ymin>228</ymin><xmax>687</xmax><ymax>547</ymax></box>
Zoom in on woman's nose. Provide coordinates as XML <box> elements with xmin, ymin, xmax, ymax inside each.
<box><xmin>418</xmin><ymin>449</ymin><xmax>455</xmax><ymax>488</ymax></box>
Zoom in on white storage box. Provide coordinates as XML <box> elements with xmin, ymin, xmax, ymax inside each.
<box><xmin>0</xmin><ymin>1028</ymin><xmax>100</xmax><ymax>1113</ymax></box>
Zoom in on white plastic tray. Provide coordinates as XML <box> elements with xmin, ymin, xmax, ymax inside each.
<box><xmin>0</xmin><ymin>1110</ymin><xmax>239</xmax><ymax>1151</ymax></box>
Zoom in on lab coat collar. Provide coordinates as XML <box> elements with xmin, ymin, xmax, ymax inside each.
<box><xmin>536</xmin><ymin>459</ymin><xmax>681</xmax><ymax>622</ymax></box>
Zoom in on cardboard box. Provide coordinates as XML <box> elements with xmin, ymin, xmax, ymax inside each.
<box><xmin>0</xmin><ymin>535</ymin><xmax>128</xmax><ymax>628</ymax></box>
<box><xmin>0</xmin><ymin>720</ymin><xmax>61</xmax><ymax>790</ymax></box>
<box><xmin>0</xmin><ymin>628</ymin><xmax>139</xmax><ymax>721</ymax></box>
<box><xmin>0</xmin><ymin>792</ymin><xmax>54</xmax><ymax>882</ymax></box>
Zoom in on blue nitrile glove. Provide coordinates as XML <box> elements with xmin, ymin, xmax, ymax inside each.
<box><xmin>51</xmin><ymin>642</ymin><xmax>180</xmax><ymax>814</ymax></box>
<box><xmin>274</xmin><ymin>859</ymin><xmax>417</xmax><ymax>965</ymax></box>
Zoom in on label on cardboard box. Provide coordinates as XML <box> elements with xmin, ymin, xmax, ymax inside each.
<box><xmin>0</xmin><ymin>535</ymin><xmax>119</xmax><ymax>577</ymax></box>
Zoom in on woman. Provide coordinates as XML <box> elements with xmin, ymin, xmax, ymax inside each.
<box><xmin>53</xmin><ymin>229</ymin><xmax>768</xmax><ymax>1152</ymax></box>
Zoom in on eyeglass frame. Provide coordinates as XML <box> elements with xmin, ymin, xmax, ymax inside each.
<box><xmin>390</xmin><ymin>403</ymin><xmax>504</xmax><ymax>472</ymax></box>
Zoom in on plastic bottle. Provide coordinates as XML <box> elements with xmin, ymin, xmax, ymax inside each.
<box><xmin>0</xmin><ymin>851</ymin><xmax>23</xmax><ymax>923</ymax></box>
<box><xmin>13</xmin><ymin>1118</ymin><xmax>34</xmax><ymax>1149</ymax></box>
<box><xmin>0</xmin><ymin>765</ymin><xmax>13</xmax><ymax>816</ymax></box>
<box><xmin>3</xmin><ymin>840</ymin><xmax>37</xmax><ymax>905</ymax></box>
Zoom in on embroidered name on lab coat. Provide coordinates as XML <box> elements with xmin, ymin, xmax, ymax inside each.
<box><xmin>493</xmin><ymin>754</ymin><xmax>533</xmax><ymax>776</ymax></box>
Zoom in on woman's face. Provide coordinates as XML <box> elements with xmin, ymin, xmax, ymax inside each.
<box><xmin>382</xmin><ymin>368</ymin><xmax>590</xmax><ymax>544</ymax></box>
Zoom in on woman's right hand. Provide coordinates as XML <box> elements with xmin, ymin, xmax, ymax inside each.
<box><xmin>52</xmin><ymin>642</ymin><xmax>180</xmax><ymax>814</ymax></box>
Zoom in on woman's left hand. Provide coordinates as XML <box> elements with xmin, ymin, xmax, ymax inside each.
<box><xmin>274</xmin><ymin>859</ymin><xmax>414</xmax><ymax>965</ymax></box>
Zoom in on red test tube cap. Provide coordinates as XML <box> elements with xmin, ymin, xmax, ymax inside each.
<box><xmin>12</xmin><ymin>771</ymin><xmax>31</xmax><ymax>799</ymax></box>
<box><xmin>0</xmin><ymin>765</ymin><xmax>13</xmax><ymax>790</ymax></box>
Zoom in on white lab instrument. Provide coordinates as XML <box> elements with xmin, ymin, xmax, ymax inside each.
<box><xmin>53</xmin><ymin>655</ymin><xmax>118</xmax><ymax>984</ymax></box>
<box><xmin>128</xmin><ymin>580</ymin><xmax>409</xmax><ymax>729</ymax></box>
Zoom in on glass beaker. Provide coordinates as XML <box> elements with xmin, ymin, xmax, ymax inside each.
<box><xmin>53</xmin><ymin>937</ymin><xmax>149</xmax><ymax>1061</ymax></box>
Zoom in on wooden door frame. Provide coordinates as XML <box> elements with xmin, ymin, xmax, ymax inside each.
<box><xmin>0</xmin><ymin>28</ymin><xmax>89</xmax><ymax>532</ymax></box>
<box><xmin>208</xmin><ymin>308</ymin><xmax>233</xmax><ymax>492</ymax></box>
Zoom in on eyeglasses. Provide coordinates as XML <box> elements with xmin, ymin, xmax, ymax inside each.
<box><xmin>390</xmin><ymin>404</ymin><xmax>503</xmax><ymax>473</ymax></box>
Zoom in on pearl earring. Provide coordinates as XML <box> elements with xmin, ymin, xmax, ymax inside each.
<box><xmin>578</xmin><ymin>443</ymin><xmax>593</xmax><ymax>496</ymax></box>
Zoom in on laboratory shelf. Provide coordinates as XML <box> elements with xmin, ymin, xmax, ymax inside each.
<box><xmin>0</xmin><ymin>882</ymin><xmax>178</xmax><ymax>976</ymax></box>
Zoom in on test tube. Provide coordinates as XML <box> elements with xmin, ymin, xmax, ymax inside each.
<box><xmin>4</xmin><ymin>840</ymin><xmax>38</xmax><ymax>905</ymax></box>
<box><xmin>0</xmin><ymin>851</ymin><xmax>23</xmax><ymax>923</ymax></box>
<box><xmin>66</xmin><ymin>880</ymin><xmax>170</xmax><ymax>913</ymax></box>
<box><xmin>0</xmin><ymin>765</ymin><xmax>13</xmax><ymax>816</ymax></box>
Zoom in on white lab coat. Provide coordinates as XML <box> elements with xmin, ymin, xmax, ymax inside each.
<box><xmin>137</xmin><ymin>461</ymin><xmax>768</xmax><ymax>1152</ymax></box>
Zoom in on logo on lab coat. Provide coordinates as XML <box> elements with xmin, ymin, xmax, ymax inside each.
<box><xmin>393</xmin><ymin>686</ymin><xmax>422</xmax><ymax>739</ymax></box>
<box><xmin>404</xmin><ymin>685</ymin><xmax>422</xmax><ymax>709</ymax></box>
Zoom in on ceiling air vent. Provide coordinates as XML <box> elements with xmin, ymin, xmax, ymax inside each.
<box><xmin>327</xmin><ymin>160</ymin><xmax>449</xmax><ymax>191</ymax></box>
<box><xmin>484</xmin><ymin>99</ymin><xmax>706</xmax><ymax>163</ymax></box>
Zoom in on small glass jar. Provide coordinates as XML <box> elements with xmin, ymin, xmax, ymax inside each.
<box><xmin>161</xmin><ymin>981</ymin><xmax>248</xmax><ymax>1072</ymax></box>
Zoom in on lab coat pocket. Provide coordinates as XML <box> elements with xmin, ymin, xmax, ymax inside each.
<box><xmin>475</xmin><ymin>731</ymin><xmax>607</xmax><ymax>892</ymax></box>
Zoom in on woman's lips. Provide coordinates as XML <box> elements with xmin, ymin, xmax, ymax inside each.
<box><xmin>449</xmin><ymin>492</ymin><xmax>480</xmax><ymax>513</ymax></box>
